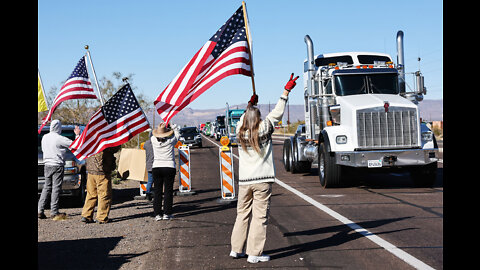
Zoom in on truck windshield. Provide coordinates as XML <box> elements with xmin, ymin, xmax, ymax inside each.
<box><xmin>334</xmin><ymin>73</ymin><xmax>399</xmax><ymax>96</ymax></box>
<box><xmin>216</xmin><ymin>116</ymin><xmax>225</xmax><ymax>127</ymax></box>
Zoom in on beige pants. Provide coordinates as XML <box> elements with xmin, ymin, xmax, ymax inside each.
<box><xmin>81</xmin><ymin>174</ymin><xmax>112</xmax><ymax>222</ymax></box>
<box><xmin>231</xmin><ymin>182</ymin><xmax>272</xmax><ymax>256</ymax></box>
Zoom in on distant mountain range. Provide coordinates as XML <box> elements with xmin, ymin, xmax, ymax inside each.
<box><xmin>145</xmin><ymin>99</ymin><xmax>443</xmax><ymax>127</ymax></box>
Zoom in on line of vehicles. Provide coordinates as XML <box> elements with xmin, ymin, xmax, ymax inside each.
<box><xmin>198</xmin><ymin>105</ymin><xmax>245</xmax><ymax>145</ymax></box>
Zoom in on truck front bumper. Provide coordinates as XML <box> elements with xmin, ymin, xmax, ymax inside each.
<box><xmin>335</xmin><ymin>148</ymin><xmax>439</xmax><ymax>168</ymax></box>
<box><xmin>38</xmin><ymin>174</ymin><xmax>81</xmax><ymax>195</ymax></box>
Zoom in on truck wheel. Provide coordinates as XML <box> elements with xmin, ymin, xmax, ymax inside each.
<box><xmin>282</xmin><ymin>139</ymin><xmax>291</xmax><ymax>172</ymax></box>
<box><xmin>410</xmin><ymin>162</ymin><xmax>437</xmax><ymax>187</ymax></box>
<box><xmin>318</xmin><ymin>142</ymin><xmax>342</xmax><ymax>188</ymax></box>
<box><xmin>292</xmin><ymin>139</ymin><xmax>311</xmax><ymax>173</ymax></box>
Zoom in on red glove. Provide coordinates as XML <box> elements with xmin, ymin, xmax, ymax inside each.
<box><xmin>284</xmin><ymin>73</ymin><xmax>299</xmax><ymax>91</ymax></box>
<box><xmin>248</xmin><ymin>94</ymin><xmax>258</xmax><ymax>106</ymax></box>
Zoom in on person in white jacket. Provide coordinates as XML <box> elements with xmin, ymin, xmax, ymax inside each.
<box><xmin>38</xmin><ymin>119</ymin><xmax>80</xmax><ymax>220</ymax></box>
<box><xmin>151</xmin><ymin>122</ymin><xmax>180</xmax><ymax>221</ymax></box>
<box><xmin>230</xmin><ymin>73</ymin><xmax>299</xmax><ymax>263</ymax></box>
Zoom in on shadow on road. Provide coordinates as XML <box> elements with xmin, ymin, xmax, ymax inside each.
<box><xmin>267</xmin><ymin>216</ymin><xmax>415</xmax><ymax>260</ymax></box>
<box><xmin>293</xmin><ymin>167</ymin><xmax>443</xmax><ymax>189</ymax></box>
<box><xmin>38</xmin><ymin>237</ymin><xmax>147</xmax><ymax>269</ymax></box>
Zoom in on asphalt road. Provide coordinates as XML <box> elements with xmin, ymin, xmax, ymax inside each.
<box><xmin>37</xmin><ymin>134</ymin><xmax>443</xmax><ymax>269</ymax></box>
<box><xmin>141</xmin><ymin>134</ymin><xmax>443</xmax><ymax>269</ymax></box>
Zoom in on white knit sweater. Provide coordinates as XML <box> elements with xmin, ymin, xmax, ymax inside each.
<box><xmin>236</xmin><ymin>94</ymin><xmax>288</xmax><ymax>185</ymax></box>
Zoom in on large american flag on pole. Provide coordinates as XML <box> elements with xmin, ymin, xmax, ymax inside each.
<box><xmin>69</xmin><ymin>83</ymin><xmax>149</xmax><ymax>160</ymax></box>
<box><xmin>154</xmin><ymin>5</ymin><xmax>252</xmax><ymax>124</ymax></box>
<box><xmin>38</xmin><ymin>56</ymin><xmax>98</xmax><ymax>133</ymax></box>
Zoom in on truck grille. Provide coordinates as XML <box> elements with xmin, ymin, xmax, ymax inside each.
<box><xmin>357</xmin><ymin>107</ymin><xmax>418</xmax><ymax>149</ymax></box>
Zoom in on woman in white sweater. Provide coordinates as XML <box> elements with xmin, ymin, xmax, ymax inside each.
<box><xmin>230</xmin><ymin>74</ymin><xmax>299</xmax><ymax>263</ymax></box>
<box><xmin>151</xmin><ymin>122</ymin><xmax>180</xmax><ymax>221</ymax></box>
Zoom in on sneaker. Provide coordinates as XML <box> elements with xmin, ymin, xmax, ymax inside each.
<box><xmin>162</xmin><ymin>214</ymin><xmax>173</xmax><ymax>220</ymax></box>
<box><xmin>81</xmin><ymin>217</ymin><xmax>94</xmax><ymax>223</ymax></box>
<box><xmin>247</xmin><ymin>254</ymin><xmax>270</xmax><ymax>263</ymax></box>
<box><xmin>51</xmin><ymin>213</ymin><xmax>67</xmax><ymax>221</ymax></box>
<box><xmin>38</xmin><ymin>212</ymin><xmax>47</xmax><ymax>219</ymax></box>
<box><xmin>229</xmin><ymin>251</ymin><xmax>246</xmax><ymax>259</ymax></box>
<box><xmin>155</xmin><ymin>215</ymin><xmax>163</xmax><ymax>221</ymax></box>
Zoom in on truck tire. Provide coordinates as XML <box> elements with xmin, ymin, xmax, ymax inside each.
<box><xmin>292</xmin><ymin>139</ymin><xmax>311</xmax><ymax>173</ymax></box>
<box><xmin>410</xmin><ymin>162</ymin><xmax>437</xmax><ymax>187</ymax></box>
<box><xmin>78</xmin><ymin>167</ymin><xmax>87</xmax><ymax>206</ymax></box>
<box><xmin>318</xmin><ymin>142</ymin><xmax>342</xmax><ymax>188</ymax></box>
<box><xmin>282</xmin><ymin>139</ymin><xmax>291</xmax><ymax>172</ymax></box>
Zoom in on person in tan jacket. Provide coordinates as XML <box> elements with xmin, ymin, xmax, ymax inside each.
<box><xmin>81</xmin><ymin>145</ymin><xmax>121</xmax><ymax>224</ymax></box>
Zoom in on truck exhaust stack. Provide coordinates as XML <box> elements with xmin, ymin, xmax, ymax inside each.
<box><xmin>396</xmin><ymin>30</ymin><xmax>406</xmax><ymax>94</ymax></box>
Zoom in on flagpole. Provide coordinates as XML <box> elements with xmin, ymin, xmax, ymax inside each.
<box><xmin>38</xmin><ymin>68</ymin><xmax>49</xmax><ymax>110</ymax></box>
<box><xmin>84</xmin><ymin>45</ymin><xmax>105</xmax><ymax>106</ymax></box>
<box><xmin>242</xmin><ymin>1</ymin><xmax>256</xmax><ymax>95</ymax></box>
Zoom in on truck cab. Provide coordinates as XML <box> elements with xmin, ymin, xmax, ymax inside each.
<box><xmin>214</xmin><ymin>115</ymin><xmax>226</xmax><ymax>141</ymax></box>
<box><xmin>283</xmin><ymin>31</ymin><xmax>438</xmax><ymax>188</ymax></box>
<box><xmin>225</xmin><ymin>108</ymin><xmax>245</xmax><ymax>145</ymax></box>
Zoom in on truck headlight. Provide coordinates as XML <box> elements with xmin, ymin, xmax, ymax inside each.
<box><xmin>421</xmin><ymin>131</ymin><xmax>433</xmax><ymax>142</ymax></box>
<box><xmin>65</xmin><ymin>160</ymin><xmax>76</xmax><ymax>167</ymax></box>
<box><xmin>336</xmin><ymin>135</ymin><xmax>347</xmax><ymax>144</ymax></box>
<box><xmin>64</xmin><ymin>160</ymin><xmax>78</xmax><ymax>175</ymax></box>
<box><xmin>329</xmin><ymin>105</ymin><xmax>341</xmax><ymax>125</ymax></box>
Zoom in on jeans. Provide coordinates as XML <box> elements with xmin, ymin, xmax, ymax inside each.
<box><xmin>38</xmin><ymin>165</ymin><xmax>64</xmax><ymax>216</ymax></box>
<box><xmin>152</xmin><ymin>167</ymin><xmax>176</xmax><ymax>216</ymax></box>
<box><xmin>146</xmin><ymin>171</ymin><xmax>153</xmax><ymax>194</ymax></box>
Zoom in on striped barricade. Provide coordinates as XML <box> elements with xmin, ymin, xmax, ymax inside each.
<box><xmin>176</xmin><ymin>145</ymin><xmax>196</xmax><ymax>196</ymax></box>
<box><xmin>219</xmin><ymin>147</ymin><xmax>236</xmax><ymax>200</ymax></box>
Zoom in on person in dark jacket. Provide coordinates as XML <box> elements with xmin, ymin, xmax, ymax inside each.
<box><xmin>80</xmin><ymin>145</ymin><xmax>121</xmax><ymax>224</ymax></box>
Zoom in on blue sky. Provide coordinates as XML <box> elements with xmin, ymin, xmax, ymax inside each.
<box><xmin>38</xmin><ymin>0</ymin><xmax>442</xmax><ymax>110</ymax></box>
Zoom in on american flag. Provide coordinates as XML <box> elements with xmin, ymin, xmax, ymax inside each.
<box><xmin>154</xmin><ymin>5</ymin><xmax>252</xmax><ymax>124</ymax></box>
<box><xmin>38</xmin><ymin>56</ymin><xmax>98</xmax><ymax>133</ymax></box>
<box><xmin>69</xmin><ymin>83</ymin><xmax>149</xmax><ymax>161</ymax></box>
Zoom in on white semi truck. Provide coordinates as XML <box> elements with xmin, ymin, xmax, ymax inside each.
<box><xmin>282</xmin><ymin>31</ymin><xmax>439</xmax><ymax>188</ymax></box>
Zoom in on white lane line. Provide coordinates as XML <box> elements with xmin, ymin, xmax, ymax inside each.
<box><xmin>201</xmin><ymin>135</ymin><xmax>435</xmax><ymax>270</ymax></box>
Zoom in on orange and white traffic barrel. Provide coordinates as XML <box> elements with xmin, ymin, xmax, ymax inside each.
<box><xmin>139</xmin><ymin>181</ymin><xmax>147</xmax><ymax>196</ymax></box>
<box><xmin>219</xmin><ymin>136</ymin><xmax>236</xmax><ymax>200</ymax></box>
<box><xmin>134</xmin><ymin>181</ymin><xmax>148</xmax><ymax>200</ymax></box>
<box><xmin>178</xmin><ymin>145</ymin><xmax>191</xmax><ymax>192</ymax></box>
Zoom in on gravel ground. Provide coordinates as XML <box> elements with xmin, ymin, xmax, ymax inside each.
<box><xmin>37</xmin><ymin>179</ymin><xmax>171</xmax><ymax>269</ymax></box>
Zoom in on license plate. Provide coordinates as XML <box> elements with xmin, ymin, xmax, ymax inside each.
<box><xmin>188</xmin><ymin>144</ymin><xmax>193</xmax><ymax>147</ymax></box>
<box><xmin>368</xmin><ymin>159</ymin><xmax>382</xmax><ymax>168</ymax></box>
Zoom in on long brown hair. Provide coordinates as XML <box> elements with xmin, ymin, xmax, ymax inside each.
<box><xmin>238</xmin><ymin>105</ymin><xmax>262</xmax><ymax>154</ymax></box>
